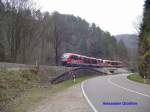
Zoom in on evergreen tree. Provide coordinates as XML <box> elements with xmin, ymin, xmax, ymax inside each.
<box><xmin>139</xmin><ymin>0</ymin><xmax>150</xmax><ymax>78</ymax></box>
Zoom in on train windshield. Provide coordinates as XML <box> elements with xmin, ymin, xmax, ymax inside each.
<box><xmin>61</xmin><ymin>54</ymin><xmax>70</xmax><ymax>60</ymax></box>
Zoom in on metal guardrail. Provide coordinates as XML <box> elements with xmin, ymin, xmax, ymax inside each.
<box><xmin>0</xmin><ymin>62</ymin><xmax>34</xmax><ymax>69</ymax></box>
<box><xmin>51</xmin><ymin>67</ymin><xmax>109</xmax><ymax>84</ymax></box>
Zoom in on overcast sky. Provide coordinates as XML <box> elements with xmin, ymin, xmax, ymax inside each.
<box><xmin>34</xmin><ymin>0</ymin><xmax>145</xmax><ymax>35</ymax></box>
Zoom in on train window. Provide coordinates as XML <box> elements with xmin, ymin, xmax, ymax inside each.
<box><xmin>91</xmin><ymin>59</ymin><xmax>94</xmax><ymax>63</ymax></box>
<box><xmin>84</xmin><ymin>58</ymin><xmax>86</xmax><ymax>63</ymax></box>
<box><xmin>84</xmin><ymin>58</ymin><xmax>86</xmax><ymax>62</ymax></box>
<box><xmin>116</xmin><ymin>62</ymin><xmax>119</xmax><ymax>65</ymax></box>
<box><xmin>68</xmin><ymin>55</ymin><xmax>72</xmax><ymax>59</ymax></box>
<box><xmin>78</xmin><ymin>56</ymin><xmax>81</xmax><ymax>60</ymax></box>
<box><xmin>74</xmin><ymin>56</ymin><xmax>78</xmax><ymax>60</ymax></box>
<box><xmin>94</xmin><ymin>59</ymin><xmax>97</xmax><ymax>64</ymax></box>
<box><xmin>85</xmin><ymin>58</ymin><xmax>89</xmax><ymax>63</ymax></box>
<box><xmin>83</xmin><ymin>57</ymin><xmax>87</xmax><ymax>63</ymax></box>
<box><xmin>88</xmin><ymin>58</ymin><xmax>91</xmax><ymax>63</ymax></box>
<box><xmin>70</xmin><ymin>55</ymin><xmax>74</xmax><ymax>59</ymax></box>
<box><xmin>70</xmin><ymin>55</ymin><xmax>77</xmax><ymax>60</ymax></box>
<box><xmin>112</xmin><ymin>62</ymin><xmax>119</xmax><ymax>65</ymax></box>
<box><xmin>92</xmin><ymin>59</ymin><xmax>97</xmax><ymax>64</ymax></box>
<box><xmin>92</xmin><ymin>59</ymin><xmax>94</xmax><ymax>64</ymax></box>
<box><xmin>98</xmin><ymin>60</ymin><xmax>102</xmax><ymax>63</ymax></box>
<box><xmin>62</xmin><ymin>54</ymin><xmax>69</xmax><ymax>59</ymax></box>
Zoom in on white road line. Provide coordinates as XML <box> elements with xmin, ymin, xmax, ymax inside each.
<box><xmin>108</xmin><ymin>75</ymin><xmax>150</xmax><ymax>98</ymax></box>
<box><xmin>81</xmin><ymin>81</ymin><xmax>98</xmax><ymax>112</ymax></box>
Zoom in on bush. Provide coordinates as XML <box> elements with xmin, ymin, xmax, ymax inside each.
<box><xmin>21</xmin><ymin>69</ymin><xmax>40</xmax><ymax>82</ymax></box>
<box><xmin>139</xmin><ymin>51</ymin><xmax>150</xmax><ymax>78</ymax></box>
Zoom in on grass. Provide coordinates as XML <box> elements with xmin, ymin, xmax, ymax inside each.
<box><xmin>127</xmin><ymin>73</ymin><xmax>150</xmax><ymax>85</ymax></box>
<box><xmin>10</xmin><ymin>76</ymin><xmax>91</xmax><ymax>112</ymax></box>
<box><xmin>0</xmin><ymin>69</ymin><xmax>47</xmax><ymax>112</ymax></box>
<box><xmin>0</xmin><ymin>68</ymin><xmax>91</xmax><ymax>112</ymax></box>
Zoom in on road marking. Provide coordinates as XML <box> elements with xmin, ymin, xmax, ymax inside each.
<box><xmin>81</xmin><ymin>81</ymin><xmax>98</xmax><ymax>112</ymax></box>
<box><xmin>108</xmin><ymin>75</ymin><xmax>150</xmax><ymax>98</ymax></box>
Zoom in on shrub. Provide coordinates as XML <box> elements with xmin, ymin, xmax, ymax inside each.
<box><xmin>139</xmin><ymin>51</ymin><xmax>150</xmax><ymax>78</ymax></box>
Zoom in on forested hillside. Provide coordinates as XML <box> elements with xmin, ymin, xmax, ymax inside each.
<box><xmin>139</xmin><ymin>0</ymin><xmax>150</xmax><ymax>78</ymax></box>
<box><xmin>0</xmin><ymin>0</ymin><xmax>128</xmax><ymax>65</ymax></box>
<box><xmin>115</xmin><ymin>34</ymin><xmax>138</xmax><ymax>49</ymax></box>
<box><xmin>115</xmin><ymin>34</ymin><xmax>138</xmax><ymax>71</ymax></box>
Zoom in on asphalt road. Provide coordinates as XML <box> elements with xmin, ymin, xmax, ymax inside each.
<box><xmin>82</xmin><ymin>74</ymin><xmax>150</xmax><ymax>112</ymax></box>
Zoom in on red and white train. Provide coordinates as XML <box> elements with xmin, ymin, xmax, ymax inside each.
<box><xmin>61</xmin><ymin>53</ymin><xmax>123</xmax><ymax>68</ymax></box>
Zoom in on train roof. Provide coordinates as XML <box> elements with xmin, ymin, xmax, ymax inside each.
<box><xmin>63</xmin><ymin>53</ymin><xmax>100</xmax><ymax>60</ymax></box>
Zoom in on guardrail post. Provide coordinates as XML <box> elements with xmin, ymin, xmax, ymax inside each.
<box><xmin>35</xmin><ymin>60</ymin><xmax>39</xmax><ymax>67</ymax></box>
<box><xmin>144</xmin><ymin>76</ymin><xmax>146</xmax><ymax>83</ymax></box>
<box><xmin>73</xmin><ymin>75</ymin><xmax>76</xmax><ymax>83</ymax></box>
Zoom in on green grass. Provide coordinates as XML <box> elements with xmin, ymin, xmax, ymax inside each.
<box><xmin>10</xmin><ymin>76</ymin><xmax>91</xmax><ymax>112</ymax></box>
<box><xmin>0</xmin><ymin>68</ymin><xmax>91</xmax><ymax>112</ymax></box>
<box><xmin>127</xmin><ymin>73</ymin><xmax>150</xmax><ymax>85</ymax></box>
<box><xmin>0</xmin><ymin>69</ymin><xmax>47</xmax><ymax>112</ymax></box>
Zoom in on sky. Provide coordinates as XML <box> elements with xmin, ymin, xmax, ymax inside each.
<box><xmin>34</xmin><ymin>0</ymin><xmax>145</xmax><ymax>35</ymax></box>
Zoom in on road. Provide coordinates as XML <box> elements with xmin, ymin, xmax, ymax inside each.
<box><xmin>82</xmin><ymin>74</ymin><xmax>150</xmax><ymax>112</ymax></box>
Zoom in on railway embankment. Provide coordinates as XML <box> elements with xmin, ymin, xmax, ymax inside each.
<box><xmin>0</xmin><ymin>62</ymin><xmax>75</xmax><ymax>112</ymax></box>
<box><xmin>0</xmin><ymin>62</ymin><xmax>130</xmax><ymax>112</ymax></box>
<box><xmin>0</xmin><ymin>62</ymin><xmax>103</xmax><ymax>112</ymax></box>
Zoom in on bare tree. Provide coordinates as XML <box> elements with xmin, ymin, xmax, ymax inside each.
<box><xmin>133</xmin><ymin>15</ymin><xmax>143</xmax><ymax>34</ymax></box>
<box><xmin>52</xmin><ymin>13</ymin><xmax>62</xmax><ymax>66</ymax></box>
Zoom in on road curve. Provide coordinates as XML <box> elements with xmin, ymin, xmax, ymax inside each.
<box><xmin>81</xmin><ymin>74</ymin><xmax>150</xmax><ymax>112</ymax></box>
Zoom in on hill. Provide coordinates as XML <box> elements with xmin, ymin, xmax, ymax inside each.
<box><xmin>115</xmin><ymin>34</ymin><xmax>138</xmax><ymax>49</ymax></box>
<box><xmin>115</xmin><ymin>34</ymin><xmax>138</xmax><ymax>71</ymax></box>
<box><xmin>0</xmin><ymin>0</ymin><xmax>128</xmax><ymax>65</ymax></box>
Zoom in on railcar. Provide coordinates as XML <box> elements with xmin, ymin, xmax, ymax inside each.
<box><xmin>61</xmin><ymin>53</ymin><xmax>123</xmax><ymax>68</ymax></box>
